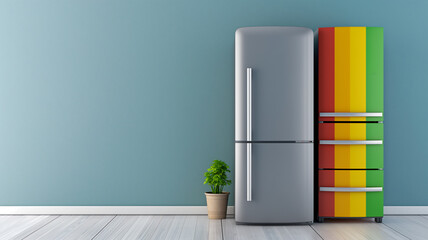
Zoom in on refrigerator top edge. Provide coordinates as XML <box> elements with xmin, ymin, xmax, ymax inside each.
<box><xmin>236</xmin><ymin>26</ymin><xmax>313</xmax><ymax>39</ymax></box>
<box><xmin>234</xmin><ymin>141</ymin><xmax>314</xmax><ymax>143</ymax></box>
<box><xmin>318</xmin><ymin>26</ymin><xmax>383</xmax><ymax>29</ymax></box>
<box><xmin>236</xmin><ymin>26</ymin><xmax>313</xmax><ymax>32</ymax></box>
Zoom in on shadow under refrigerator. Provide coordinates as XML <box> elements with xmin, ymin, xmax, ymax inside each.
<box><xmin>235</xmin><ymin>27</ymin><xmax>314</xmax><ymax>224</ymax></box>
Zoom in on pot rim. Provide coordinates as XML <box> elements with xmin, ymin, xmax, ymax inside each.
<box><xmin>205</xmin><ymin>192</ymin><xmax>230</xmax><ymax>195</ymax></box>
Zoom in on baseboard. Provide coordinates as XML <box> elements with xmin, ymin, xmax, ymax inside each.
<box><xmin>384</xmin><ymin>206</ymin><xmax>428</xmax><ymax>215</ymax></box>
<box><xmin>0</xmin><ymin>206</ymin><xmax>235</xmax><ymax>215</ymax></box>
<box><xmin>0</xmin><ymin>206</ymin><xmax>425</xmax><ymax>215</ymax></box>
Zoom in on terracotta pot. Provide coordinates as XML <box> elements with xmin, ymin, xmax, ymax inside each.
<box><xmin>205</xmin><ymin>192</ymin><xmax>230</xmax><ymax>219</ymax></box>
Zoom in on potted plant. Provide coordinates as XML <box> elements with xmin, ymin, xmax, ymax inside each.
<box><xmin>204</xmin><ymin>159</ymin><xmax>232</xmax><ymax>219</ymax></box>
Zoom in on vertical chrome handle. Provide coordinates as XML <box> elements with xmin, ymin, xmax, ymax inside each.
<box><xmin>246</xmin><ymin>68</ymin><xmax>252</xmax><ymax>142</ymax></box>
<box><xmin>247</xmin><ymin>143</ymin><xmax>252</xmax><ymax>201</ymax></box>
<box><xmin>246</xmin><ymin>68</ymin><xmax>252</xmax><ymax>202</ymax></box>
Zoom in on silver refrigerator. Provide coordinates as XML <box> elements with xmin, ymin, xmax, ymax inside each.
<box><xmin>235</xmin><ymin>27</ymin><xmax>314</xmax><ymax>224</ymax></box>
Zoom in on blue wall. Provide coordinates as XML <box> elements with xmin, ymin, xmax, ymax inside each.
<box><xmin>0</xmin><ymin>0</ymin><xmax>426</xmax><ymax>206</ymax></box>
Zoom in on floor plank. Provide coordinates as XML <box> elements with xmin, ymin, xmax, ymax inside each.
<box><xmin>150</xmin><ymin>216</ymin><xmax>175</xmax><ymax>239</ymax></box>
<box><xmin>128</xmin><ymin>216</ymin><xmax>162</xmax><ymax>239</ymax></box>
<box><xmin>194</xmin><ymin>216</ymin><xmax>222</xmax><ymax>240</ymax></box>
<box><xmin>93</xmin><ymin>216</ymin><xmax>143</xmax><ymax>239</ymax></box>
<box><xmin>94</xmin><ymin>215</ymin><xmax>155</xmax><ymax>239</ymax></box>
<box><xmin>222</xmin><ymin>218</ymin><xmax>321</xmax><ymax>240</ymax></box>
<box><xmin>382</xmin><ymin>216</ymin><xmax>428</xmax><ymax>240</ymax></box>
<box><xmin>311</xmin><ymin>218</ymin><xmax>409</xmax><ymax>240</ymax></box>
<box><xmin>165</xmin><ymin>216</ymin><xmax>186</xmax><ymax>240</ymax></box>
<box><xmin>177</xmin><ymin>216</ymin><xmax>198</xmax><ymax>240</ymax></box>
<box><xmin>95</xmin><ymin>216</ymin><xmax>219</xmax><ymax>240</ymax></box>
<box><xmin>24</xmin><ymin>215</ymin><xmax>114</xmax><ymax>240</ymax></box>
<box><xmin>274</xmin><ymin>225</ymin><xmax>322</xmax><ymax>240</ymax></box>
<box><xmin>209</xmin><ymin>218</ymin><xmax>222</xmax><ymax>240</ymax></box>
<box><xmin>0</xmin><ymin>215</ymin><xmax>58</xmax><ymax>240</ymax></box>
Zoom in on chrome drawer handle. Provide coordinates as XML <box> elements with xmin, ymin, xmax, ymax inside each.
<box><xmin>320</xmin><ymin>140</ymin><xmax>383</xmax><ymax>145</ymax></box>
<box><xmin>320</xmin><ymin>112</ymin><xmax>383</xmax><ymax>117</ymax></box>
<box><xmin>320</xmin><ymin>187</ymin><xmax>383</xmax><ymax>192</ymax></box>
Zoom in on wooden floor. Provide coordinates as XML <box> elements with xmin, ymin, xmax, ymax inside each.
<box><xmin>0</xmin><ymin>215</ymin><xmax>427</xmax><ymax>239</ymax></box>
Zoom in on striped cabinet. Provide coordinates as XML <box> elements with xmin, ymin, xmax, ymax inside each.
<box><xmin>318</xmin><ymin>27</ymin><xmax>384</xmax><ymax>223</ymax></box>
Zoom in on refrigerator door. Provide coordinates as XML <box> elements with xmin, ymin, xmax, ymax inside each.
<box><xmin>235</xmin><ymin>143</ymin><xmax>313</xmax><ymax>223</ymax></box>
<box><xmin>318</xmin><ymin>27</ymin><xmax>384</xmax><ymax>122</ymax></box>
<box><xmin>235</xmin><ymin>27</ymin><xmax>313</xmax><ymax>141</ymax></box>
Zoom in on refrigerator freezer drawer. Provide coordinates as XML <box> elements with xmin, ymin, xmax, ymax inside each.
<box><xmin>319</xmin><ymin>123</ymin><xmax>383</xmax><ymax>141</ymax></box>
<box><xmin>318</xmin><ymin>170</ymin><xmax>383</xmax><ymax>217</ymax></box>
<box><xmin>318</xmin><ymin>27</ymin><xmax>384</xmax><ymax>122</ymax></box>
<box><xmin>319</xmin><ymin>123</ymin><xmax>383</xmax><ymax>169</ymax></box>
<box><xmin>235</xmin><ymin>143</ymin><xmax>313</xmax><ymax>223</ymax></box>
<box><xmin>319</xmin><ymin>143</ymin><xmax>383</xmax><ymax>169</ymax></box>
<box><xmin>319</xmin><ymin>170</ymin><xmax>383</xmax><ymax>188</ymax></box>
<box><xmin>318</xmin><ymin>190</ymin><xmax>383</xmax><ymax>217</ymax></box>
